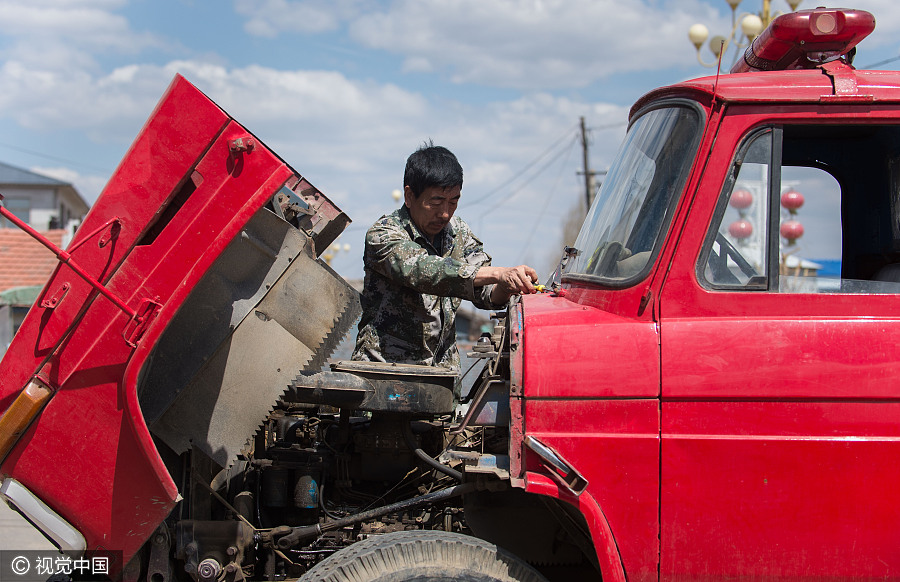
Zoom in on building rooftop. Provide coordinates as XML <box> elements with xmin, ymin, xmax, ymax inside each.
<box><xmin>0</xmin><ymin>161</ymin><xmax>69</xmax><ymax>187</ymax></box>
<box><xmin>0</xmin><ymin>229</ymin><xmax>64</xmax><ymax>298</ymax></box>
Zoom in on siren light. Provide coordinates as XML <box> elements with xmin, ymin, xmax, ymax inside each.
<box><xmin>731</xmin><ymin>8</ymin><xmax>875</xmax><ymax>74</ymax></box>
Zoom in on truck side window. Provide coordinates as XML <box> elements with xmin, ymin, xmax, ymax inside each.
<box><xmin>700</xmin><ymin>130</ymin><xmax>771</xmax><ymax>290</ymax></box>
<box><xmin>701</xmin><ymin>124</ymin><xmax>900</xmax><ymax>294</ymax></box>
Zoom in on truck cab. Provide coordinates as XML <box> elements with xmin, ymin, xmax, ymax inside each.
<box><xmin>511</xmin><ymin>7</ymin><xmax>900</xmax><ymax>580</ymax></box>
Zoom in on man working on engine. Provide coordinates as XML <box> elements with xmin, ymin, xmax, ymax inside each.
<box><xmin>351</xmin><ymin>143</ymin><xmax>538</xmax><ymax>371</ymax></box>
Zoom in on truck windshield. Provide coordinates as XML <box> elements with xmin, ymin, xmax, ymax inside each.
<box><xmin>566</xmin><ymin>103</ymin><xmax>702</xmax><ymax>284</ymax></box>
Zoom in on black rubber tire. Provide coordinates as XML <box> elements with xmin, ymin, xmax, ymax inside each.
<box><xmin>298</xmin><ymin>530</ymin><xmax>550</xmax><ymax>582</ymax></box>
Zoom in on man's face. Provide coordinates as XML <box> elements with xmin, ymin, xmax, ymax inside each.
<box><xmin>404</xmin><ymin>184</ymin><xmax>461</xmax><ymax>239</ymax></box>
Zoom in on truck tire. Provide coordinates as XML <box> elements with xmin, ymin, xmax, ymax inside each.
<box><xmin>299</xmin><ymin>530</ymin><xmax>549</xmax><ymax>582</ymax></box>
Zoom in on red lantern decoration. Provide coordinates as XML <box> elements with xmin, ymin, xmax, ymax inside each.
<box><xmin>781</xmin><ymin>189</ymin><xmax>804</xmax><ymax>213</ymax></box>
<box><xmin>730</xmin><ymin>189</ymin><xmax>753</xmax><ymax>210</ymax></box>
<box><xmin>728</xmin><ymin>219</ymin><xmax>754</xmax><ymax>239</ymax></box>
<box><xmin>780</xmin><ymin>219</ymin><xmax>804</xmax><ymax>242</ymax></box>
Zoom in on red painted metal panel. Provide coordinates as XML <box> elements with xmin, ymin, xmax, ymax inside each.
<box><xmin>662</xmin><ymin>402</ymin><xmax>900</xmax><ymax>580</ymax></box>
<box><xmin>660</xmin><ymin>316</ymin><xmax>900</xmax><ymax>578</ymax></box>
<box><xmin>0</xmin><ymin>75</ymin><xmax>295</xmax><ymax>565</ymax></box>
<box><xmin>631</xmin><ymin>68</ymin><xmax>900</xmax><ymax>121</ymax></box>
<box><xmin>0</xmin><ymin>75</ymin><xmax>228</xmax><ymax>396</ymax></box>
<box><xmin>524</xmin><ymin>473</ymin><xmax>627</xmax><ymax>582</ymax></box>
<box><xmin>520</xmin><ymin>293</ymin><xmax>659</xmax><ymax>399</ymax></box>
<box><xmin>662</xmin><ymin>315</ymin><xmax>900</xmax><ymax>400</ymax></box>
<box><xmin>525</xmin><ymin>398</ymin><xmax>660</xmax><ymax>582</ymax></box>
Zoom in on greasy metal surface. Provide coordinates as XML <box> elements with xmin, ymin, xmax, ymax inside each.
<box><xmin>147</xmin><ymin>524</ymin><xmax>174</xmax><ymax>582</ymax></box>
<box><xmin>331</xmin><ymin>360</ymin><xmax>458</xmax><ymax>379</ymax></box>
<box><xmin>143</xmin><ymin>207</ymin><xmax>361</xmax><ymax>467</ymax></box>
<box><xmin>286</xmin><ymin>371</ymin><xmax>373</xmax><ymax>408</ymax></box>
<box><xmin>175</xmin><ymin>520</ymin><xmax>255</xmax><ymax>580</ymax></box>
<box><xmin>442</xmin><ymin>451</ymin><xmax>510</xmax><ymax>479</ymax></box>
<box><xmin>464</xmin><ymin>380</ymin><xmax>510</xmax><ymax>427</ymax></box>
<box><xmin>289</xmin><ymin>364</ymin><xmax>455</xmax><ymax>414</ymax></box>
<box><xmin>325</xmin><ymin>360</ymin><xmax>456</xmax><ymax>414</ymax></box>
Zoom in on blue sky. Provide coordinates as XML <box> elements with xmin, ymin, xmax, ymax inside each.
<box><xmin>2</xmin><ymin>0</ymin><xmax>900</xmax><ymax>280</ymax></box>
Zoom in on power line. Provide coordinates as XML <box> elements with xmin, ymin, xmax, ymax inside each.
<box><xmin>0</xmin><ymin>140</ymin><xmax>111</xmax><ymax>174</ymax></box>
<box><xmin>518</xmin><ymin>134</ymin><xmax>579</xmax><ymax>264</ymax></box>
<box><xmin>862</xmin><ymin>54</ymin><xmax>900</xmax><ymax>69</ymax></box>
<box><xmin>476</xmin><ymin>134</ymin><xmax>580</xmax><ymax>216</ymax></box>
<box><xmin>477</xmin><ymin>118</ymin><xmax>626</xmax><ymax>215</ymax></box>
<box><xmin>459</xmin><ymin>122</ymin><xmax>581</xmax><ymax>208</ymax></box>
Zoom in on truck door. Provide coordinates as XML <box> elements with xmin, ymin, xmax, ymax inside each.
<box><xmin>658</xmin><ymin>121</ymin><xmax>900</xmax><ymax>580</ymax></box>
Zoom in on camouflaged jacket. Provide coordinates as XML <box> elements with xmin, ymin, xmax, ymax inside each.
<box><xmin>351</xmin><ymin>205</ymin><xmax>500</xmax><ymax>371</ymax></box>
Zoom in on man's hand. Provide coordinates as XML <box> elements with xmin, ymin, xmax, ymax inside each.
<box><xmin>475</xmin><ymin>265</ymin><xmax>539</xmax><ymax>304</ymax></box>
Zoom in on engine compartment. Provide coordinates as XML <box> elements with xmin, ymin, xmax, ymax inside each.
<box><xmin>148</xmin><ymin>340</ymin><xmax>514</xmax><ymax>581</ymax></box>
<box><xmin>137</xmin><ymin>192</ymin><xmax>518</xmax><ymax>578</ymax></box>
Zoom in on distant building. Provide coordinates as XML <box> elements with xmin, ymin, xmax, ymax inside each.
<box><xmin>0</xmin><ymin>161</ymin><xmax>89</xmax><ymax>231</ymax></box>
<box><xmin>0</xmin><ymin>229</ymin><xmax>68</xmax><ymax>357</ymax></box>
<box><xmin>0</xmin><ymin>162</ymin><xmax>89</xmax><ymax>357</ymax></box>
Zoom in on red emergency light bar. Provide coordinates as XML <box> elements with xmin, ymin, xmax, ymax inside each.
<box><xmin>731</xmin><ymin>8</ymin><xmax>875</xmax><ymax>74</ymax></box>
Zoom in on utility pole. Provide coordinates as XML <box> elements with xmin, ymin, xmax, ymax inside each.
<box><xmin>578</xmin><ymin>117</ymin><xmax>605</xmax><ymax>212</ymax></box>
<box><xmin>580</xmin><ymin>116</ymin><xmax>593</xmax><ymax>212</ymax></box>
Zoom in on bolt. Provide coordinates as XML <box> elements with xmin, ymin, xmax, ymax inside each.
<box><xmin>197</xmin><ymin>558</ymin><xmax>222</xmax><ymax>581</ymax></box>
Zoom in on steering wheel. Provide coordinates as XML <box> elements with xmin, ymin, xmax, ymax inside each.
<box><xmin>590</xmin><ymin>241</ymin><xmax>624</xmax><ymax>277</ymax></box>
<box><xmin>715</xmin><ymin>232</ymin><xmax>758</xmax><ymax>278</ymax></box>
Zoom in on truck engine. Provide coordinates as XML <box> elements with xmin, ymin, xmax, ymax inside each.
<box><xmin>152</xmin><ymin>305</ymin><xmax>514</xmax><ymax>581</ymax></box>
<box><xmin>163</xmin><ymin>357</ymin><xmax>512</xmax><ymax>581</ymax></box>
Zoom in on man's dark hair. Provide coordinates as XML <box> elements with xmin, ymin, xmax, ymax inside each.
<box><xmin>404</xmin><ymin>141</ymin><xmax>463</xmax><ymax>198</ymax></box>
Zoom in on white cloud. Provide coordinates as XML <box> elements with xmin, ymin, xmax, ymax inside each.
<box><xmin>347</xmin><ymin>0</ymin><xmax>724</xmax><ymax>89</ymax></box>
<box><xmin>232</xmin><ymin>0</ymin><xmax>900</xmax><ymax>89</ymax></box>
<box><xmin>11</xmin><ymin>0</ymin><xmax>837</xmax><ymax>278</ymax></box>
<box><xmin>0</xmin><ymin>45</ymin><xmax>629</xmax><ymax>274</ymax></box>
<box><xmin>228</xmin><ymin>0</ymin><xmax>727</xmax><ymax>90</ymax></box>
<box><xmin>0</xmin><ymin>0</ymin><xmax>164</xmax><ymax>67</ymax></box>
<box><xmin>234</xmin><ymin>0</ymin><xmax>376</xmax><ymax>36</ymax></box>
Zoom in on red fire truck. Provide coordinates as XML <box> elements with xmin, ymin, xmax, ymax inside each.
<box><xmin>1</xmin><ymin>7</ymin><xmax>897</xmax><ymax>581</ymax></box>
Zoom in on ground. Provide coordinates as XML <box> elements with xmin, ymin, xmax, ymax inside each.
<box><xmin>0</xmin><ymin>502</ymin><xmax>55</xmax><ymax>550</ymax></box>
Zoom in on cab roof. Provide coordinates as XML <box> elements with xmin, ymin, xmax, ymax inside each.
<box><xmin>629</xmin><ymin>65</ymin><xmax>900</xmax><ymax>121</ymax></box>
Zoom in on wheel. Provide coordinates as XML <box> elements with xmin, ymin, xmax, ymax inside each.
<box><xmin>298</xmin><ymin>530</ymin><xmax>549</xmax><ymax>582</ymax></box>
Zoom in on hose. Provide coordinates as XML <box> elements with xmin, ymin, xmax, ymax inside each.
<box><xmin>276</xmin><ymin>482</ymin><xmax>476</xmax><ymax>549</ymax></box>
<box><xmin>401</xmin><ymin>420</ymin><xmax>463</xmax><ymax>482</ymax></box>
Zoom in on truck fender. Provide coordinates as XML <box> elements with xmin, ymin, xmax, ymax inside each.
<box><xmin>523</xmin><ymin>471</ymin><xmax>626</xmax><ymax>582</ymax></box>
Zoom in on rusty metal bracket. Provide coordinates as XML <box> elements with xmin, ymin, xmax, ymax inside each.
<box><xmin>820</xmin><ymin>60</ymin><xmax>874</xmax><ymax>102</ymax></box>
<box><xmin>147</xmin><ymin>524</ymin><xmax>174</xmax><ymax>582</ymax></box>
<box><xmin>40</xmin><ymin>283</ymin><xmax>70</xmax><ymax>310</ymax></box>
<box><xmin>123</xmin><ymin>297</ymin><xmax>162</xmax><ymax>348</ymax></box>
<box><xmin>450</xmin><ymin>376</ymin><xmax>504</xmax><ymax>435</ymax></box>
<box><xmin>228</xmin><ymin>137</ymin><xmax>256</xmax><ymax>154</ymax></box>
